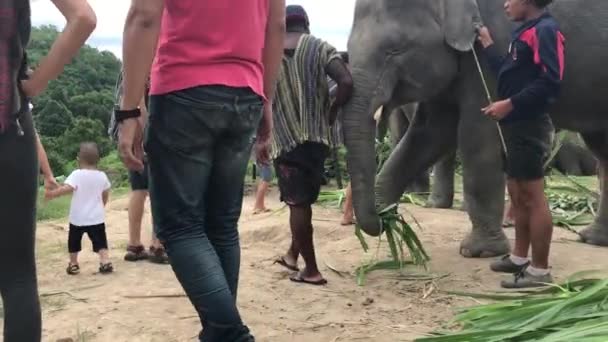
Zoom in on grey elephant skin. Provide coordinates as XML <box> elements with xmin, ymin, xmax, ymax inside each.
<box><xmin>343</xmin><ymin>0</ymin><xmax>608</xmax><ymax>256</ymax></box>
<box><xmin>377</xmin><ymin>106</ymin><xmax>599</xmax><ymax>209</ymax></box>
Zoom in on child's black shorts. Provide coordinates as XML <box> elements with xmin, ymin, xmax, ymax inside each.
<box><xmin>500</xmin><ymin>115</ymin><xmax>554</xmax><ymax>181</ymax></box>
<box><xmin>68</xmin><ymin>223</ymin><xmax>108</xmax><ymax>253</ymax></box>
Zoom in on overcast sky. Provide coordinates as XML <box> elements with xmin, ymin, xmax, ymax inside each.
<box><xmin>31</xmin><ymin>0</ymin><xmax>356</xmax><ymax>58</ymax></box>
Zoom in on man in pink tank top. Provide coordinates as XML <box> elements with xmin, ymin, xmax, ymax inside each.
<box><xmin>116</xmin><ymin>1</ymin><xmax>285</xmax><ymax>340</ymax></box>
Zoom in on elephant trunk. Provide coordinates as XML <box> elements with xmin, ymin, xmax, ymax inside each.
<box><xmin>343</xmin><ymin>70</ymin><xmax>384</xmax><ymax>236</ymax></box>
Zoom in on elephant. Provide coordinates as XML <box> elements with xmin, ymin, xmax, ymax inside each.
<box><xmin>376</xmin><ymin>103</ymin><xmax>457</xmax><ymax>208</ymax></box>
<box><xmin>343</xmin><ymin>0</ymin><xmax>608</xmax><ymax>257</ymax></box>
<box><xmin>550</xmin><ymin>133</ymin><xmax>598</xmax><ymax>176</ymax></box>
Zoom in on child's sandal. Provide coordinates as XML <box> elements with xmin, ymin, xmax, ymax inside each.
<box><xmin>66</xmin><ymin>263</ymin><xmax>80</xmax><ymax>275</ymax></box>
<box><xmin>99</xmin><ymin>262</ymin><xmax>114</xmax><ymax>274</ymax></box>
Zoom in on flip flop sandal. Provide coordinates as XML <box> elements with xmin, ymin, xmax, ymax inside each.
<box><xmin>273</xmin><ymin>256</ymin><xmax>299</xmax><ymax>272</ymax></box>
<box><xmin>66</xmin><ymin>263</ymin><xmax>80</xmax><ymax>275</ymax></box>
<box><xmin>99</xmin><ymin>262</ymin><xmax>114</xmax><ymax>274</ymax></box>
<box><xmin>289</xmin><ymin>273</ymin><xmax>328</xmax><ymax>286</ymax></box>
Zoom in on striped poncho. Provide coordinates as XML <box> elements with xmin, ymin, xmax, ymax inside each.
<box><xmin>270</xmin><ymin>34</ymin><xmax>342</xmax><ymax>159</ymax></box>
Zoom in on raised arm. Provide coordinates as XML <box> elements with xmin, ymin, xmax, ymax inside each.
<box><xmin>22</xmin><ymin>0</ymin><xmax>96</xmax><ymax>97</ymax></box>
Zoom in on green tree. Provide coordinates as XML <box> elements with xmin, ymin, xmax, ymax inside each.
<box><xmin>35</xmin><ymin>100</ymin><xmax>73</xmax><ymax>137</ymax></box>
<box><xmin>67</xmin><ymin>90</ymin><xmax>115</xmax><ymax>128</ymax></box>
<box><xmin>59</xmin><ymin>117</ymin><xmax>112</xmax><ymax>160</ymax></box>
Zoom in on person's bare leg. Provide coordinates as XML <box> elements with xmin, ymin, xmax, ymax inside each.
<box><xmin>341</xmin><ymin>183</ymin><xmax>355</xmax><ymax>226</ymax></box>
<box><xmin>98</xmin><ymin>249</ymin><xmax>110</xmax><ymax>265</ymax></box>
<box><xmin>509</xmin><ymin>180</ymin><xmax>531</xmax><ymax>259</ymax></box>
<box><xmin>503</xmin><ymin>195</ymin><xmax>515</xmax><ymax>227</ymax></box>
<box><xmin>128</xmin><ymin>190</ymin><xmax>148</xmax><ymax>247</ymax></box>
<box><xmin>69</xmin><ymin>253</ymin><xmax>79</xmax><ymax>266</ymax></box>
<box><xmin>253</xmin><ymin>180</ymin><xmax>270</xmax><ymax>213</ymax></box>
<box><xmin>521</xmin><ymin>179</ymin><xmax>553</xmax><ymax>269</ymax></box>
<box><xmin>289</xmin><ymin>205</ymin><xmax>324</xmax><ymax>282</ymax></box>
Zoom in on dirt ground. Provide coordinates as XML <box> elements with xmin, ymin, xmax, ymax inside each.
<box><xmin>2</xmin><ymin>187</ymin><xmax>607</xmax><ymax>342</ymax></box>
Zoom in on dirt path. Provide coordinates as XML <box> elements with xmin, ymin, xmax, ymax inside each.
<box><xmin>2</xmin><ymin>188</ymin><xmax>606</xmax><ymax>341</ymax></box>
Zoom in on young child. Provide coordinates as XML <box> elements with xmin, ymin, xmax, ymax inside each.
<box><xmin>46</xmin><ymin>142</ymin><xmax>113</xmax><ymax>275</ymax></box>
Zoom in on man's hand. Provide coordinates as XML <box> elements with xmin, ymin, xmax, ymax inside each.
<box><xmin>476</xmin><ymin>26</ymin><xmax>494</xmax><ymax>48</ymax></box>
<box><xmin>118</xmin><ymin>117</ymin><xmax>145</xmax><ymax>172</ymax></box>
<box><xmin>482</xmin><ymin>99</ymin><xmax>513</xmax><ymax>121</ymax></box>
<box><xmin>255</xmin><ymin>104</ymin><xmax>273</xmax><ymax>164</ymax></box>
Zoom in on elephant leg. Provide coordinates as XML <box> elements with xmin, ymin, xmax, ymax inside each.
<box><xmin>376</xmin><ymin>101</ymin><xmax>457</xmax><ymax>208</ymax></box>
<box><xmin>427</xmin><ymin>151</ymin><xmax>456</xmax><ymax>208</ymax></box>
<box><xmin>388</xmin><ymin>105</ymin><xmax>431</xmax><ymax>194</ymax></box>
<box><xmin>579</xmin><ymin>131</ymin><xmax>608</xmax><ymax>247</ymax></box>
<box><xmin>457</xmin><ymin>102</ymin><xmax>509</xmax><ymax>258</ymax></box>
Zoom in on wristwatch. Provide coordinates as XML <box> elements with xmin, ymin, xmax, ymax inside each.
<box><xmin>114</xmin><ymin>106</ymin><xmax>141</xmax><ymax>123</ymax></box>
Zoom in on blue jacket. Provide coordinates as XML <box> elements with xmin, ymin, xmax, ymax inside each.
<box><xmin>483</xmin><ymin>12</ymin><xmax>565</xmax><ymax>123</ymax></box>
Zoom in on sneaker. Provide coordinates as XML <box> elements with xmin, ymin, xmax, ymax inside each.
<box><xmin>99</xmin><ymin>262</ymin><xmax>114</xmax><ymax>274</ymax></box>
<box><xmin>501</xmin><ymin>269</ymin><xmax>553</xmax><ymax>289</ymax></box>
<box><xmin>490</xmin><ymin>255</ymin><xmax>529</xmax><ymax>274</ymax></box>
<box><xmin>124</xmin><ymin>245</ymin><xmax>149</xmax><ymax>262</ymax></box>
<box><xmin>66</xmin><ymin>263</ymin><xmax>80</xmax><ymax>275</ymax></box>
<box><xmin>148</xmin><ymin>246</ymin><xmax>169</xmax><ymax>264</ymax></box>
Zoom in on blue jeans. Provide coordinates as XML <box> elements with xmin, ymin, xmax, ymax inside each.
<box><xmin>145</xmin><ymin>85</ymin><xmax>262</xmax><ymax>342</ymax></box>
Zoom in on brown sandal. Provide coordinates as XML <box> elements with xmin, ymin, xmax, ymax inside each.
<box><xmin>148</xmin><ymin>246</ymin><xmax>169</xmax><ymax>264</ymax></box>
<box><xmin>66</xmin><ymin>263</ymin><xmax>80</xmax><ymax>275</ymax></box>
<box><xmin>124</xmin><ymin>245</ymin><xmax>148</xmax><ymax>262</ymax></box>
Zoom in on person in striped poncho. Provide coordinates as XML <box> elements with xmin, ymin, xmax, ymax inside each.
<box><xmin>271</xmin><ymin>5</ymin><xmax>353</xmax><ymax>285</ymax></box>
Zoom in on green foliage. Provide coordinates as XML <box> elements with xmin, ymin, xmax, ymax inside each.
<box><xmin>417</xmin><ymin>272</ymin><xmax>608</xmax><ymax>341</ymax></box>
<box><xmin>35</xmin><ymin>100</ymin><xmax>73</xmax><ymax>137</ymax></box>
<box><xmin>61</xmin><ymin>117</ymin><xmax>112</xmax><ymax>160</ymax></box>
<box><xmin>27</xmin><ymin>25</ymin><xmax>121</xmax><ymax>177</ymax></box>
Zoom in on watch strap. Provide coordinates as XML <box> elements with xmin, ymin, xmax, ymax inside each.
<box><xmin>114</xmin><ymin>107</ymin><xmax>141</xmax><ymax>123</ymax></box>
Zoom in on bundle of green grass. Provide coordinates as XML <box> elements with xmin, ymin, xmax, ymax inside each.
<box><xmin>417</xmin><ymin>272</ymin><xmax>608</xmax><ymax>341</ymax></box>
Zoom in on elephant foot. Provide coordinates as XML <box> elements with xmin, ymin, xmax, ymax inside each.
<box><xmin>459</xmin><ymin>200</ymin><xmax>468</xmax><ymax>212</ymax></box>
<box><xmin>579</xmin><ymin>222</ymin><xmax>608</xmax><ymax>247</ymax></box>
<box><xmin>425</xmin><ymin>196</ymin><xmax>453</xmax><ymax>209</ymax></box>
<box><xmin>460</xmin><ymin>229</ymin><xmax>510</xmax><ymax>258</ymax></box>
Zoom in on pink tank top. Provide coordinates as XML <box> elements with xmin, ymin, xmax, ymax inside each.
<box><xmin>149</xmin><ymin>0</ymin><xmax>269</xmax><ymax>99</ymax></box>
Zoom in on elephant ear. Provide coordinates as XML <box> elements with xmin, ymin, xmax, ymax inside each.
<box><xmin>443</xmin><ymin>0</ymin><xmax>483</xmax><ymax>52</ymax></box>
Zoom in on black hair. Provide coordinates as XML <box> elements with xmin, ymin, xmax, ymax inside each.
<box><xmin>78</xmin><ymin>142</ymin><xmax>100</xmax><ymax>166</ymax></box>
<box><xmin>531</xmin><ymin>0</ymin><xmax>553</xmax><ymax>8</ymax></box>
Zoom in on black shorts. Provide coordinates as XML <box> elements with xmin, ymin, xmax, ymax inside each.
<box><xmin>274</xmin><ymin>142</ymin><xmax>329</xmax><ymax>207</ymax></box>
<box><xmin>500</xmin><ymin>115</ymin><xmax>554</xmax><ymax>181</ymax></box>
<box><xmin>68</xmin><ymin>223</ymin><xmax>109</xmax><ymax>253</ymax></box>
<box><xmin>128</xmin><ymin>160</ymin><xmax>149</xmax><ymax>191</ymax></box>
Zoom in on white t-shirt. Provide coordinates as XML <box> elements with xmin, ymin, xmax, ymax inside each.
<box><xmin>65</xmin><ymin>169</ymin><xmax>111</xmax><ymax>226</ymax></box>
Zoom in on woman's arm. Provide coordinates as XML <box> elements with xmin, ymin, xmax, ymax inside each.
<box><xmin>21</xmin><ymin>0</ymin><xmax>97</xmax><ymax>97</ymax></box>
<box><xmin>36</xmin><ymin>133</ymin><xmax>59</xmax><ymax>190</ymax></box>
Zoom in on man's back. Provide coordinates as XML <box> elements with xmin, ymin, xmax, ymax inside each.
<box><xmin>150</xmin><ymin>0</ymin><xmax>270</xmax><ymax>97</ymax></box>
